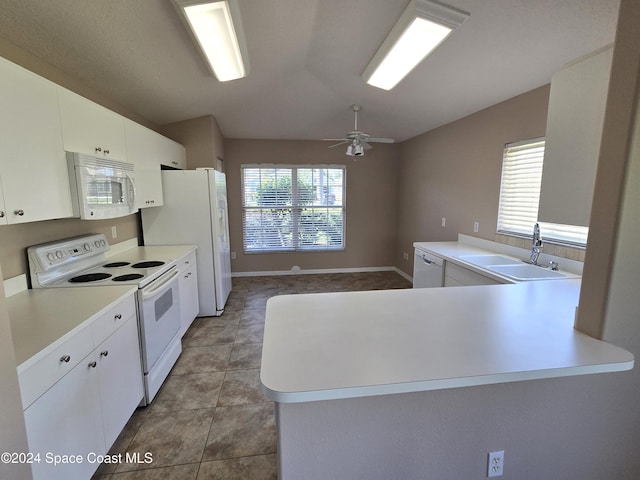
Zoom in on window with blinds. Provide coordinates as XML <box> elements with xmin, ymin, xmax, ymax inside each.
<box><xmin>497</xmin><ymin>139</ymin><xmax>589</xmax><ymax>246</ymax></box>
<box><xmin>241</xmin><ymin>165</ymin><xmax>346</xmax><ymax>252</ymax></box>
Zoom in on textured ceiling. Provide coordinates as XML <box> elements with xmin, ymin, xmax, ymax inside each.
<box><xmin>0</xmin><ymin>0</ymin><xmax>620</xmax><ymax>142</ymax></box>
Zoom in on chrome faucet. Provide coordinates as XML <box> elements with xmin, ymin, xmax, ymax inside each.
<box><xmin>527</xmin><ymin>223</ymin><xmax>543</xmax><ymax>265</ymax></box>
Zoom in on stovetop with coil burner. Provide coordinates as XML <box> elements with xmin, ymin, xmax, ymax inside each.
<box><xmin>64</xmin><ymin>258</ymin><xmax>170</xmax><ymax>287</ymax></box>
<box><xmin>28</xmin><ymin>234</ymin><xmax>174</xmax><ymax>289</ymax></box>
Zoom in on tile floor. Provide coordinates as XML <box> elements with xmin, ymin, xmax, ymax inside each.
<box><xmin>92</xmin><ymin>271</ymin><xmax>411</xmax><ymax>480</ymax></box>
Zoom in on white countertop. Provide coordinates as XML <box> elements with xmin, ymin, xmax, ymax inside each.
<box><xmin>6</xmin><ymin>243</ymin><xmax>196</xmax><ymax>372</ymax></box>
<box><xmin>413</xmin><ymin>239</ymin><xmax>581</xmax><ymax>283</ymax></box>
<box><xmin>260</xmin><ymin>279</ymin><xmax>633</xmax><ymax>403</ymax></box>
<box><xmin>8</xmin><ymin>286</ymin><xmax>137</xmax><ymax>371</ymax></box>
<box><xmin>110</xmin><ymin>244</ymin><xmax>197</xmax><ymax>265</ymax></box>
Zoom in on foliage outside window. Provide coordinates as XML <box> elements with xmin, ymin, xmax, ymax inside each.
<box><xmin>497</xmin><ymin>139</ymin><xmax>589</xmax><ymax>246</ymax></box>
<box><xmin>242</xmin><ymin>165</ymin><xmax>345</xmax><ymax>252</ymax></box>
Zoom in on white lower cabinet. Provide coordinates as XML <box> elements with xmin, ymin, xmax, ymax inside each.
<box><xmin>24</xmin><ymin>352</ymin><xmax>104</xmax><ymax>480</ymax></box>
<box><xmin>444</xmin><ymin>262</ymin><xmax>501</xmax><ymax>287</ymax></box>
<box><xmin>96</xmin><ymin>315</ymin><xmax>144</xmax><ymax>449</ymax></box>
<box><xmin>178</xmin><ymin>250</ymin><xmax>200</xmax><ymax>336</ymax></box>
<box><xmin>21</xmin><ymin>295</ymin><xmax>143</xmax><ymax>480</ymax></box>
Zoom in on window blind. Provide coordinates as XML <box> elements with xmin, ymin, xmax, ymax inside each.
<box><xmin>497</xmin><ymin>139</ymin><xmax>589</xmax><ymax>246</ymax></box>
<box><xmin>242</xmin><ymin>165</ymin><xmax>345</xmax><ymax>252</ymax></box>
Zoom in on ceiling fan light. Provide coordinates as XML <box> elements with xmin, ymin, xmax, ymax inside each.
<box><xmin>346</xmin><ymin>144</ymin><xmax>355</xmax><ymax>156</ymax></box>
<box><xmin>362</xmin><ymin>0</ymin><xmax>469</xmax><ymax>90</ymax></box>
<box><xmin>174</xmin><ymin>0</ymin><xmax>250</xmax><ymax>82</ymax></box>
<box><xmin>354</xmin><ymin>144</ymin><xmax>364</xmax><ymax>156</ymax></box>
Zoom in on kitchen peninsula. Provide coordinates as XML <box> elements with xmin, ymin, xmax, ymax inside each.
<box><xmin>260</xmin><ymin>252</ymin><xmax>633</xmax><ymax>479</ymax></box>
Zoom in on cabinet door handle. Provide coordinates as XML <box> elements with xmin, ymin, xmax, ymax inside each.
<box><xmin>0</xmin><ymin>211</ymin><xmax>4</xmax><ymax>218</ymax></box>
<box><xmin>60</xmin><ymin>355</ymin><xmax>71</xmax><ymax>363</ymax></box>
<box><xmin>100</xmin><ymin>350</ymin><xmax>109</xmax><ymax>357</ymax></box>
<box><xmin>88</xmin><ymin>361</ymin><xmax>97</xmax><ymax>368</ymax></box>
<box><xmin>14</xmin><ymin>209</ymin><xmax>25</xmax><ymax>216</ymax></box>
<box><xmin>104</xmin><ymin>149</ymin><xmax>110</xmax><ymax>155</ymax></box>
<box><xmin>114</xmin><ymin>314</ymin><xmax>122</xmax><ymax>320</ymax></box>
<box><xmin>95</xmin><ymin>147</ymin><xmax>102</xmax><ymax>153</ymax></box>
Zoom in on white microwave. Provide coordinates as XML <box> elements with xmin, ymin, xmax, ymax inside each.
<box><xmin>67</xmin><ymin>152</ymin><xmax>138</xmax><ymax>220</ymax></box>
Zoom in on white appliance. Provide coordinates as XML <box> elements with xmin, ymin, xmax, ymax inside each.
<box><xmin>142</xmin><ymin>169</ymin><xmax>232</xmax><ymax>316</ymax></box>
<box><xmin>413</xmin><ymin>249</ymin><xmax>445</xmax><ymax>288</ymax></box>
<box><xmin>27</xmin><ymin>234</ymin><xmax>180</xmax><ymax>404</ymax></box>
<box><xmin>67</xmin><ymin>152</ymin><xmax>138</xmax><ymax>220</ymax></box>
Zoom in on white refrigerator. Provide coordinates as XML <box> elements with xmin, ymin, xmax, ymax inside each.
<box><xmin>141</xmin><ymin>169</ymin><xmax>232</xmax><ymax>316</ymax></box>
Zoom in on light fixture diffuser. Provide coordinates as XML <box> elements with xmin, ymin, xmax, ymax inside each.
<box><xmin>174</xmin><ymin>0</ymin><xmax>249</xmax><ymax>81</ymax></box>
<box><xmin>362</xmin><ymin>0</ymin><xmax>469</xmax><ymax>90</ymax></box>
<box><xmin>346</xmin><ymin>144</ymin><xmax>355</xmax><ymax>156</ymax></box>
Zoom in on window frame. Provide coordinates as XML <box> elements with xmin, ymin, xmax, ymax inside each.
<box><xmin>496</xmin><ymin>138</ymin><xmax>589</xmax><ymax>247</ymax></box>
<box><xmin>241</xmin><ymin>164</ymin><xmax>346</xmax><ymax>253</ymax></box>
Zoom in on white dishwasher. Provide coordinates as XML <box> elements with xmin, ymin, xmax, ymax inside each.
<box><xmin>413</xmin><ymin>249</ymin><xmax>445</xmax><ymax>288</ymax></box>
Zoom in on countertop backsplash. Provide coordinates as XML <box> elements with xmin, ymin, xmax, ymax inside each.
<box><xmin>495</xmin><ymin>233</ymin><xmax>586</xmax><ymax>262</ymax></box>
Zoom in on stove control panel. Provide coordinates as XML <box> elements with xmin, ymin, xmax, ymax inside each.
<box><xmin>28</xmin><ymin>234</ymin><xmax>110</xmax><ymax>272</ymax></box>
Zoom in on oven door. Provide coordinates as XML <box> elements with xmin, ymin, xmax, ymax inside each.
<box><xmin>138</xmin><ymin>266</ymin><xmax>181</xmax><ymax>373</ymax></box>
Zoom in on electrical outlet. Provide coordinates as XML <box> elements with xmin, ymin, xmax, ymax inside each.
<box><xmin>111</xmin><ymin>226</ymin><xmax>117</xmax><ymax>239</ymax></box>
<box><xmin>487</xmin><ymin>451</ymin><xmax>504</xmax><ymax>477</ymax></box>
<box><xmin>441</xmin><ymin>217</ymin><xmax>446</xmax><ymax>227</ymax></box>
<box><xmin>231</xmin><ymin>251</ymin><xmax>236</xmax><ymax>260</ymax></box>
<box><xmin>403</xmin><ymin>252</ymin><xmax>409</xmax><ymax>260</ymax></box>
<box><xmin>473</xmin><ymin>221</ymin><xmax>480</xmax><ymax>233</ymax></box>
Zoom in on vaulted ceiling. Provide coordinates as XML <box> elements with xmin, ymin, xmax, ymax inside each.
<box><xmin>0</xmin><ymin>0</ymin><xmax>619</xmax><ymax>142</ymax></box>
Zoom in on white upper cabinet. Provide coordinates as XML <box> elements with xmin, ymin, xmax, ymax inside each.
<box><xmin>538</xmin><ymin>46</ymin><xmax>613</xmax><ymax>227</ymax></box>
<box><xmin>124</xmin><ymin>119</ymin><xmax>164</xmax><ymax>208</ymax></box>
<box><xmin>0</xmin><ymin>57</ymin><xmax>73</xmax><ymax>224</ymax></box>
<box><xmin>125</xmin><ymin>119</ymin><xmax>187</xmax><ymax>208</ymax></box>
<box><xmin>159</xmin><ymin>134</ymin><xmax>186</xmax><ymax>170</ymax></box>
<box><xmin>57</xmin><ymin>87</ymin><xmax>128</xmax><ymax>162</ymax></box>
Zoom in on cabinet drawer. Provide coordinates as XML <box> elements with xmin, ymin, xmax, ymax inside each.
<box><xmin>91</xmin><ymin>294</ymin><xmax>137</xmax><ymax>346</ymax></box>
<box><xmin>19</xmin><ymin>326</ymin><xmax>94</xmax><ymax>410</ymax></box>
<box><xmin>178</xmin><ymin>251</ymin><xmax>197</xmax><ymax>273</ymax></box>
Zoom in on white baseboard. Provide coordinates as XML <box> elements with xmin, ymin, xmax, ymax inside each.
<box><xmin>232</xmin><ymin>266</ymin><xmax>410</xmax><ymax>279</ymax></box>
<box><xmin>394</xmin><ymin>268</ymin><xmax>413</xmax><ymax>283</ymax></box>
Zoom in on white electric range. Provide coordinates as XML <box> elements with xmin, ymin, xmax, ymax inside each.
<box><xmin>27</xmin><ymin>233</ymin><xmax>183</xmax><ymax>404</ymax></box>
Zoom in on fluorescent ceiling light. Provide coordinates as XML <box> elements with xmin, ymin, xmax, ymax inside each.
<box><xmin>363</xmin><ymin>0</ymin><xmax>469</xmax><ymax>90</ymax></box>
<box><xmin>174</xmin><ymin>0</ymin><xmax>249</xmax><ymax>81</ymax></box>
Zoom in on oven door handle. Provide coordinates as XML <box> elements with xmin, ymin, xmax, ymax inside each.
<box><xmin>141</xmin><ymin>266</ymin><xmax>180</xmax><ymax>300</ymax></box>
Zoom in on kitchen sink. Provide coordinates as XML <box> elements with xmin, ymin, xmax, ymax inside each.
<box><xmin>457</xmin><ymin>254</ymin><xmax>521</xmax><ymax>266</ymax></box>
<box><xmin>487</xmin><ymin>264</ymin><xmax>568</xmax><ymax>280</ymax></box>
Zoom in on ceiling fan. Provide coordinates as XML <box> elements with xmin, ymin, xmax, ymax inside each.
<box><xmin>323</xmin><ymin>105</ymin><xmax>395</xmax><ymax>156</ymax></box>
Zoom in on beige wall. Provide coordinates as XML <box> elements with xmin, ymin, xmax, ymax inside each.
<box><xmin>0</xmin><ymin>267</ymin><xmax>32</xmax><ymax>480</ymax></box>
<box><xmin>0</xmin><ymin>215</ymin><xmax>138</xmax><ymax>280</ymax></box>
<box><xmin>160</xmin><ymin>115</ymin><xmax>225</xmax><ymax>169</ymax></box>
<box><xmin>395</xmin><ymin>85</ymin><xmax>550</xmax><ymax>276</ymax></box>
<box><xmin>576</xmin><ymin>0</ymin><xmax>640</xmax><ymax>340</ymax></box>
<box><xmin>225</xmin><ymin>139</ymin><xmax>400</xmax><ymax>273</ymax></box>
